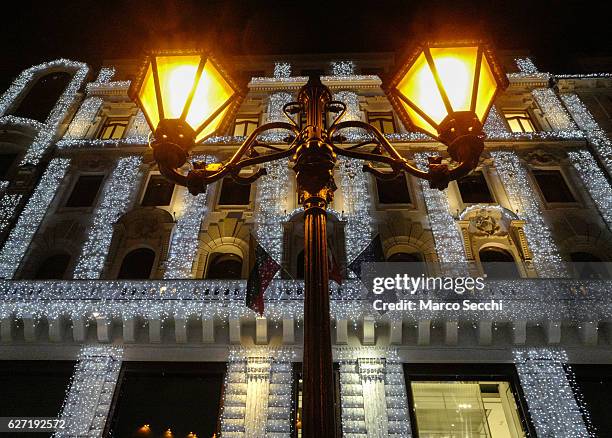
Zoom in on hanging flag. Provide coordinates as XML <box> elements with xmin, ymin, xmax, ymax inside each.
<box><xmin>328</xmin><ymin>244</ymin><xmax>343</xmax><ymax>285</ymax></box>
<box><xmin>246</xmin><ymin>235</ymin><xmax>281</xmax><ymax>315</ymax></box>
<box><xmin>348</xmin><ymin>234</ymin><xmax>384</xmax><ymax>278</ymax></box>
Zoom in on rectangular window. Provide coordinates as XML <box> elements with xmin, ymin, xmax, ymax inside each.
<box><xmin>65</xmin><ymin>174</ymin><xmax>104</xmax><ymax>207</ymax></box>
<box><xmin>367</xmin><ymin>111</ymin><xmax>396</xmax><ymax>134</ymax></box>
<box><xmin>376</xmin><ymin>174</ymin><xmax>411</xmax><ymax>204</ymax></box>
<box><xmin>107</xmin><ymin>362</ymin><xmax>225</xmax><ymax>438</ymax></box>
<box><xmin>504</xmin><ymin>110</ymin><xmax>535</xmax><ymax>133</ymax></box>
<box><xmin>532</xmin><ymin>169</ymin><xmax>576</xmax><ymax>203</ymax></box>
<box><xmin>218</xmin><ymin>177</ymin><xmax>251</xmax><ymax>206</ymax></box>
<box><xmin>410</xmin><ymin>380</ymin><xmax>527</xmax><ymax>437</ymax></box>
<box><xmin>457</xmin><ymin>171</ymin><xmax>494</xmax><ymax>204</ymax></box>
<box><xmin>0</xmin><ymin>153</ymin><xmax>18</xmax><ymax>179</ymax></box>
<box><xmin>141</xmin><ymin>175</ymin><xmax>175</xmax><ymax>206</ymax></box>
<box><xmin>233</xmin><ymin>115</ymin><xmax>260</xmax><ymax>137</ymax></box>
<box><xmin>98</xmin><ymin>117</ymin><xmax>129</xmax><ymax>139</ymax></box>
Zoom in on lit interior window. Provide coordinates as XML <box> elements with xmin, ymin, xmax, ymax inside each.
<box><xmin>233</xmin><ymin>115</ymin><xmax>259</xmax><ymax>137</ymax></box>
<box><xmin>367</xmin><ymin>111</ymin><xmax>396</xmax><ymax>134</ymax></box>
<box><xmin>411</xmin><ymin>381</ymin><xmax>526</xmax><ymax>437</ymax></box>
<box><xmin>504</xmin><ymin>110</ymin><xmax>535</xmax><ymax>133</ymax></box>
<box><xmin>98</xmin><ymin>117</ymin><xmax>130</xmax><ymax>139</ymax></box>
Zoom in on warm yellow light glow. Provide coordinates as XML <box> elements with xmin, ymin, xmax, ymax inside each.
<box><xmin>138</xmin><ymin>63</ymin><xmax>160</xmax><ymax>129</ymax></box>
<box><xmin>396</xmin><ymin>52</ymin><xmax>445</xmax><ymax>137</ymax></box>
<box><xmin>156</xmin><ymin>55</ymin><xmax>201</xmax><ymax>120</ymax></box>
<box><xmin>135</xmin><ymin>53</ymin><xmax>236</xmax><ymax>142</ymax></box>
<box><xmin>188</xmin><ymin>61</ymin><xmax>234</xmax><ymax>141</ymax></box>
<box><xmin>475</xmin><ymin>55</ymin><xmax>497</xmax><ymax>120</ymax></box>
<box><xmin>393</xmin><ymin>44</ymin><xmax>502</xmax><ymax>138</ymax></box>
<box><xmin>430</xmin><ymin>46</ymin><xmax>478</xmax><ymax>112</ymax></box>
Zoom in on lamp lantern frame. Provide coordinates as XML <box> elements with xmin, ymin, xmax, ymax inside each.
<box><xmin>130</xmin><ymin>41</ymin><xmax>509</xmax><ymax>438</ymax></box>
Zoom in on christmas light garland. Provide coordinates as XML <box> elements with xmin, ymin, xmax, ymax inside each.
<box><xmin>331</xmin><ymin>61</ymin><xmax>355</xmax><ymax>76</ymax></box>
<box><xmin>273</xmin><ymin>62</ymin><xmax>291</xmax><ymax>78</ymax></box>
<box><xmin>532</xmin><ymin>88</ymin><xmax>578</xmax><ymax>131</ymax></box>
<box><xmin>0</xmin><ymin>193</ymin><xmax>22</xmax><ymax>233</ymax></box>
<box><xmin>55</xmin><ymin>345</ymin><xmax>123</xmax><ymax>438</ymax></box>
<box><xmin>568</xmin><ymin>149</ymin><xmax>612</xmax><ymax>231</ymax></box>
<box><xmin>63</xmin><ymin>97</ymin><xmax>103</xmax><ymax>139</ymax></box>
<box><xmin>73</xmin><ymin>155</ymin><xmax>144</xmax><ymax>279</ymax></box>
<box><xmin>0</xmin><ymin>158</ymin><xmax>71</xmax><ymax>279</ymax></box>
<box><xmin>0</xmin><ymin>59</ymin><xmax>89</xmax><ymax>165</ymax></box>
<box><xmin>164</xmin><ymin>156</ymin><xmax>212</xmax><ymax>279</ymax></box>
<box><xmin>415</xmin><ymin>153</ymin><xmax>467</xmax><ymax>269</ymax></box>
<box><xmin>514</xmin><ymin>349</ymin><xmax>591</xmax><ymax>437</ymax></box>
<box><xmin>562</xmin><ymin>93</ymin><xmax>612</xmax><ymax>175</ymax></box>
<box><xmin>491</xmin><ymin>151</ymin><xmax>567</xmax><ymax>277</ymax></box>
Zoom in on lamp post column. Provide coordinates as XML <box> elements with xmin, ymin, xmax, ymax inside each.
<box><xmin>294</xmin><ymin>76</ymin><xmax>338</xmax><ymax>437</ymax></box>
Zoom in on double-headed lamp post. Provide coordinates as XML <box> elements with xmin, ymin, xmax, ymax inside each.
<box><xmin>130</xmin><ymin>41</ymin><xmax>507</xmax><ymax>437</ymax></box>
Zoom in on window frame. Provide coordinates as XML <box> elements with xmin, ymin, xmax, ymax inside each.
<box><xmin>60</xmin><ymin>172</ymin><xmax>106</xmax><ymax>211</ymax></box>
<box><xmin>530</xmin><ymin>166</ymin><xmax>581</xmax><ymax>208</ymax></box>
<box><xmin>233</xmin><ymin>114</ymin><xmax>260</xmax><ymax>137</ymax></box>
<box><xmin>97</xmin><ymin>116</ymin><xmax>130</xmax><ymax>140</ymax></box>
<box><xmin>503</xmin><ymin>109</ymin><xmax>537</xmax><ymax>133</ymax></box>
<box><xmin>140</xmin><ymin>172</ymin><xmax>177</xmax><ymax>207</ymax></box>
<box><xmin>403</xmin><ymin>363</ymin><xmax>537</xmax><ymax>438</ymax></box>
<box><xmin>372</xmin><ymin>170</ymin><xmax>416</xmax><ymax>209</ymax></box>
<box><xmin>454</xmin><ymin>169</ymin><xmax>497</xmax><ymax>207</ymax></box>
<box><xmin>215</xmin><ymin>174</ymin><xmax>253</xmax><ymax>209</ymax></box>
<box><xmin>367</xmin><ymin>111</ymin><xmax>397</xmax><ymax>134</ymax></box>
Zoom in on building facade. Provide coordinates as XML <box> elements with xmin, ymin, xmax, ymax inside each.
<box><xmin>1</xmin><ymin>50</ymin><xmax>612</xmax><ymax>437</ymax></box>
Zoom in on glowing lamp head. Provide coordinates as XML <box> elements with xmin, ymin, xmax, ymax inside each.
<box><xmin>388</xmin><ymin>41</ymin><xmax>508</xmax><ymax>155</ymax></box>
<box><xmin>130</xmin><ymin>51</ymin><xmax>239</xmax><ymax>168</ymax></box>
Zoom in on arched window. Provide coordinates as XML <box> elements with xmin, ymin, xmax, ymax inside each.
<box><xmin>387</xmin><ymin>252</ymin><xmax>426</xmax><ymax>276</ymax></box>
<box><xmin>296</xmin><ymin>250</ymin><xmax>305</xmax><ymax>280</ymax></box>
<box><xmin>570</xmin><ymin>252</ymin><xmax>607</xmax><ymax>279</ymax></box>
<box><xmin>11</xmin><ymin>72</ymin><xmax>72</xmax><ymax>122</ymax></box>
<box><xmin>34</xmin><ymin>253</ymin><xmax>71</xmax><ymax>279</ymax></box>
<box><xmin>206</xmin><ymin>253</ymin><xmax>243</xmax><ymax>279</ymax></box>
<box><xmin>117</xmin><ymin>248</ymin><xmax>155</xmax><ymax>279</ymax></box>
<box><xmin>479</xmin><ymin>247</ymin><xmax>520</xmax><ymax>279</ymax></box>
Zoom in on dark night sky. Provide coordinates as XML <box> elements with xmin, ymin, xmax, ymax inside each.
<box><xmin>1</xmin><ymin>0</ymin><xmax>611</xmax><ymax>88</ymax></box>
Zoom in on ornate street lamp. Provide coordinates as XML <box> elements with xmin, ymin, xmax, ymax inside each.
<box><xmin>130</xmin><ymin>41</ymin><xmax>507</xmax><ymax>438</ymax></box>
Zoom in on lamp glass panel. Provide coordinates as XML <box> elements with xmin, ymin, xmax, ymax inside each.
<box><xmin>138</xmin><ymin>63</ymin><xmax>160</xmax><ymax>129</ymax></box>
<box><xmin>195</xmin><ymin>105</ymin><xmax>232</xmax><ymax>142</ymax></box>
<box><xmin>156</xmin><ymin>55</ymin><xmax>201</xmax><ymax>120</ymax></box>
<box><xmin>398</xmin><ymin>100</ymin><xmax>438</xmax><ymax>137</ymax></box>
<box><xmin>187</xmin><ymin>61</ymin><xmax>235</xmax><ymax>137</ymax></box>
<box><xmin>396</xmin><ymin>52</ymin><xmax>447</xmax><ymax>130</ymax></box>
<box><xmin>429</xmin><ymin>46</ymin><xmax>478</xmax><ymax>113</ymax></box>
<box><xmin>475</xmin><ymin>55</ymin><xmax>498</xmax><ymax>121</ymax></box>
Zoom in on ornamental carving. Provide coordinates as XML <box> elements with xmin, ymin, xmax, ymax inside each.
<box><xmin>522</xmin><ymin>148</ymin><xmax>562</xmax><ymax>165</ymax></box>
<box><xmin>460</xmin><ymin>205</ymin><xmax>518</xmax><ymax>237</ymax></box>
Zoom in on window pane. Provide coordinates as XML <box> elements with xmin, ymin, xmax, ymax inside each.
<box><xmin>98</xmin><ymin>118</ymin><xmax>129</xmax><ymax>139</ymax></box>
<box><xmin>34</xmin><ymin>253</ymin><xmax>71</xmax><ymax>279</ymax></box>
<box><xmin>109</xmin><ymin>363</ymin><xmax>224</xmax><ymax>438</ymax></box>
<box><xmin>504</xmin><ymin>111</ymin><xmax>535</xmax><ymax>133</ymax></box>
<box><xmin>65</xmin><ymin>174</ymin><xmax>104</xmax><ymax>207</ymax></box>
<box><xmin>368</xmin><ymin>112</ymin><xmax>395</xmax><ymax>134</ymax></box>
<box><xmin>0</xmin><ymin>153</ymin><xmax>18</xmax><ymax>179</ymax></box>
<box><xmin>377</xmin><ymin>174</ymin><xmax>411</xmax><ymax>204</ymax></box>
<box><xmin>479</xmin><ymin>248</ymin><xmax>520</xmax><ymax>279</ymax></box>
<box><xmin>233</xmin><ymin>115</ymin><xmax>259</xmax><ymax>137</ymax></box>
<box><xmin>532</xmin><ymin>169</ymin><xmax>575</xmax><ymax>203</ymax></box>
<box><xmin>11</xmin><ymin>72</ymin><xmax>72</xmax><ymax>122</ymax></box>
<box><xmin>0</xmin><ymin>361</ymin><xmax>74</xmax><ymax>438</ymax></box>
<box><xmin>411</xmin><ymin>381</ymin><xmax>526</xmax><ymax>438</ymax></box>
<box><xmin>206</xmin><ymin>253</ymin><xmax>243</xmax><ymax>279</ymax></box>
<box><xmin>117</xmin><ymin>248</ymin><xmax>155</xmax><ymax>279</ymax></box>
<box><xmin>218</xmin><ymin>178</ymin><xmax>251</xmax><ymax>205</ymax></box>
<box><xmin>457</xmin><ymin>171</ymin><xmax>493</xmax><ymax>204</ymax></box>
<box><xmin>141</xmin><ymin>175</ymin><xmax>175</xmax><ymax>206</ymax></box>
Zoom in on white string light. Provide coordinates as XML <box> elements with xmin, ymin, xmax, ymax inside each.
<box><xmin>331</xmin><ymin>61</ymin><xmax>355</xmax><ymax>76</ymax></box>
<box><xmin>0</xmin><ymin>158</ymin><xmax>71</xmax><ymax>279</ymax></box>
<box><xmin>532</xmin><ymin>88</ymin><xmax>578</xmax><ymax>131</ymax></box>
<box><xmin>73</xmin><ymin>155</ymin><xmax>144</xmax><ymax>279</ymax></box>
<box><xmin>55</xmin><ymin>345</ymin><xmax>123</xmax><ymax>438</ymax></box>
<box><xmin>273</xmin><ymin>62</ymin><xmax>292</xmax><ymax>78</ymax></box>
<box><xmin>491</xmin><ymin>151</ymin><xmax>568</xmax><ymax>277</ymax></box>
<box><xmin>568</xmin><ymin>149</ymin><xmax>612</xmax><ymax>231</ymax></box>
<box><xmin>415</xmin><ymin>153</ymin><xmax>467</xmax><ymax>269</ymax></box>
<box><xmin>0</xmin><ymin>193</ymin><xmax>22</xmax><ymax>233</ymax></box>
<box><xmin>63</xmin><ymin>97</ymin><xmax>103</xmax><ymax>139</ymax></box>
<box><xmin>164</xmin><ymin>156</ymin><xmax>212</xmax><ymax>279</ymax></box>
<box><xmin>0</xmin><ymin>59</ymin><xmax>89</xmax><ymax>165</ymax></box>
<box><xmin>514</xmin><ymin>349</ymin><xmax>591</xmax><ymax>437</ymax></box>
